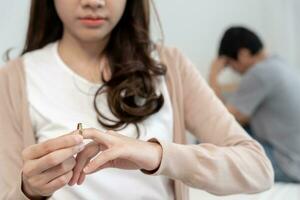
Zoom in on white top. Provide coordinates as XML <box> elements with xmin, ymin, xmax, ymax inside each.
<box><xmin>23</xmin><ymin>42</ymin><xmax>174</xmax><ymax>200</ymax></box>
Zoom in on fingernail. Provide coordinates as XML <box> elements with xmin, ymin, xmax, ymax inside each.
<box><xmin>68</xmin><ymin>181</ymin><xmax>74</xmax><ymax>186</ymax></box>
<box><xmin>68</xmin><ymin>178</ymin><xmax>75</xmax><ymax>186</ymax></box>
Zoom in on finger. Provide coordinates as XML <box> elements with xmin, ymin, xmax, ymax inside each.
<box><xmin>83</xmin><ymin>149</ymin><xmax>120</xmax><ymax>174</ymax></box>
<box><xmin>34</xmin><ymin>157</ymin><xmax>76</xmax><ymax>185</ymax></box>
<box><xmin>69</xmin><ymin>142</ymin><xmax>100</xmax><ymax>185</ymax></box>
<box><xmin>23</xmin><ymin>132</ymin><xmax>83</xmax><ymax>160</ymax></box>
<box><xmin>69</xmin><ymin>158</ymin><xmax>89</xmax><ymax>186</ymax></box>
<box><xmin>95</xmin><ymin>162</ymin><xmax>114</xmax><ymax>171</ymax></box>
<box><xmin>44</xmin><ymin>170</ymin><xmax>73</xmax><ymax>194</ymax></box>
<box><xmin>25</xmin><ymin>143</ymin><xmax>85</xmax><ymax>177</ymax></box>
<box><xmin>80</xmin><ymin>161</ymin><xmax>114</xmax><ymax>177</ymax></box>
<box><xmin>76</xmin><ymin>149</ymin><xmax>112</xmax><ymax>185</ymax></box>
<box><xmin>79</xmin><ymin>162</ymin><xmax>113</xmax><ymax>177</ymax></box>
<box><xmin>82</xmin><ymin>128</ymin><xmax>111</xmax><ymax>146</ymax></box>
<box><xmin>77</xmin><ymin>172</ymin><xmax>86</xmax><ymax>185</ymax></box>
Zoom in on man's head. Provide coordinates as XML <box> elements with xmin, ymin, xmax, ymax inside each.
<box><xmin>219</xmin><ymin>26</ymin><xmax>264</xmax><ymax>74</ymax></box>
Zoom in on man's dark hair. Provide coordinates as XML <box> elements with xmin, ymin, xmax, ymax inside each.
<box><xmin>218</xmin><ymin>26</ymin><xmax>264</xmax><ymax>60</ymax></box>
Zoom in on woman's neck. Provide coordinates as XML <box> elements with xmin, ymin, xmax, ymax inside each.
<box><xmin>58</xmin><ymin>31</ymin><xmax>109</xmax><ymax>83</ymax></box>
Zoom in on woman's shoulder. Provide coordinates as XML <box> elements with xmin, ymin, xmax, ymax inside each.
<box><xmin>0</xmin><ymin>42</ymin><xmax>55</xmax><ymax>80</ymax></box>
<box><xmin>155</xmin><ymin>44</ymin><xmax>197</xmax><ymax>77</ymax></box>
<box><xmin>21</xmin><ymin>43</ymin><xmax>57</xmax><ymax>69</ymax></box>
<box><xmin>155</xmin><ymin>44</ymin><xmax>184</xmax><ymax>62</ymax></box>
<box><xmin>0</xmin><ymin>58</ymin><xmax>25</xmax><ymax>92</ymax></box>
<box><xmin>0</xmin><ymin>58</ymin><xmax>24</xmax><ymax>77</ymax></box>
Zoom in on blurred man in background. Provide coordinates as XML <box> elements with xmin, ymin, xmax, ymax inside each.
<box><xmin>209</xmin><ymin>26</ymin><xmax>300</xmax><ymax>183</ymax></box>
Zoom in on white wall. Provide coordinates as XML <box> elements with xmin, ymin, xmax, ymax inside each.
<box><xmin>0</xmin><ymin>0</ymin><xmax>29</xmax><ymax>64</ymax></box>
<box><xmin>262</xmin><ymin>0</ymin><xmax>300</xmax><ymax>71</ymax></box>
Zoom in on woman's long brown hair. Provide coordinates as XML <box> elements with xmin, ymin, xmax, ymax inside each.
<box><xmin>22</xmin><ymin>0</ymin><xmax>166</xmax><ymax>136</ymax></box>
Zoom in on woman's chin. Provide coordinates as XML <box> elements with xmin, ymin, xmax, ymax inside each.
<box><xmin>76</xmin><ymin>31</ymin><xmax>110</xmax><ymax>44</ymax></box>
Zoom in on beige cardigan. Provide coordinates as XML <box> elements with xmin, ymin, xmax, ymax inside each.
<box><xmin>0</xmin><ymin>46</ymin><xmax>274</xmax><ymax>200</ymax></box>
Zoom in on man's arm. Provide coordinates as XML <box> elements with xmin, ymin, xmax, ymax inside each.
<box><xmin>208</xmin><ymin>58</ymin><xmax>226</xmax><ymax>101</ymax></box>
<box><xmin>209</xmin><ymin>58</ymin><xmax>250</xmax><ymax>125</ymax></box>
<box><xmin>226</xmin><ymin>104</ymin><xmax>250</xmax><ymax>125</ymax></box>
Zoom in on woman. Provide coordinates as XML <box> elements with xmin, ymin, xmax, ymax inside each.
<box><xmin>0</xmin><ymin>0</ymin><xmax>273</xmax><ymax>200</ymax></box>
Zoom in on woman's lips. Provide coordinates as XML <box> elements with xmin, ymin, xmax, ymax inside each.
<box><xmin>79</xmin><ymin>17</ymin><xmax>106</xmax><ymax>27</ymax></box>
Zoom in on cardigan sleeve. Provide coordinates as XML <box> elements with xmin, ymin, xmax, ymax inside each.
<box><xmin>146</xmin><ymin>47</ymin><xmax>274</xmax><ymax>195</ymax></box>
<box><xmin>0</xmin><ymin>62</ymin><xmax>32</xmax><ymax>200</ymax></box>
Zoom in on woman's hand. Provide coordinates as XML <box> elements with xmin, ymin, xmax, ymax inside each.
<box><xmin>21</xmin><ymin>133</ymin><xmax>84</xmax><ymax>199</ymax></box>
<box><xmin>69</xmin><ymin>128</ymin><xmax>163</xmax><ymax>185</ymax></box>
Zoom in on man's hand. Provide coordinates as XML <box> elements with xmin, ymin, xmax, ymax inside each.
<box><xmin>209</xmin><ymin>57</ymin><xmax>227</xmax><ymax>101</ymax></box>
<box><xmin>210</xmin><ymin>57</ymin><xmax>227</xmax><ymax>77</ymax></box>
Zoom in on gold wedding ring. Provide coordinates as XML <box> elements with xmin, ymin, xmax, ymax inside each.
<box><xmin>77</xmin><ymin>123</ymin><xmax>83</xmax><ymax>135</ymax></box>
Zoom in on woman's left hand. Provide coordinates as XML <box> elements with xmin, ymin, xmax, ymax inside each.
<box><xmin>68</xmin><ymin>128</ymin><xmax>162</xmax><ymax>185</ymax></box>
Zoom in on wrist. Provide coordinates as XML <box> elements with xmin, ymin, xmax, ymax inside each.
<box><xmin>142</xmin><ymin>140</ymin><xmax>162</xmax><ymax>172</ymax></box>
<box><xmin>209</xmin><ymin>75</ymin><xmax>220</xmax><ymax>91</ymax></box>
<box><xmin>209</xmin><ymin>70</ymin><xmax>218</xmax><ymax>83</ymax></box>
<box><xmin>151</xmin><ymin>142</ymin><xmax>163</xmax><ymax>171</ymax></box>
<box><xmin>21</xmin><ymin>179</ymin><xmax>44</xmax><ymax>200</ymax></box>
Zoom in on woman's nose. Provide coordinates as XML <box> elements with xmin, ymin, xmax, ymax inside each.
<box><xmin>81</xmin><ymin>0</ymin><xmax>106</xmax><ymax>9</ymax></box>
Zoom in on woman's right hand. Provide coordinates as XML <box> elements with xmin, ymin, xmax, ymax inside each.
<box><xmin>21</xmin><ymin>132</ymin><xmax>85</xmax><ymax>199</ymax></box>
